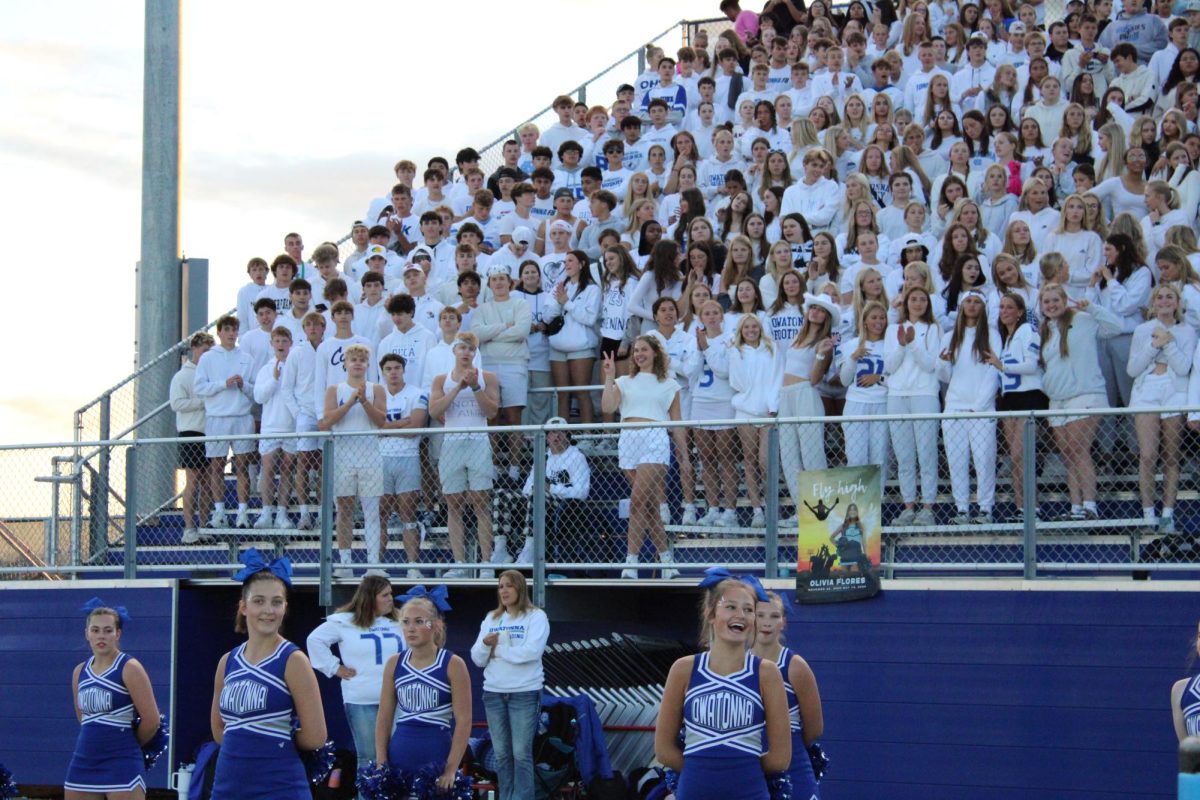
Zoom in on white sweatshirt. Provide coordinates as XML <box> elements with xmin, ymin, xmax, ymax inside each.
<box><xmin>1127</xmin><ymin>319</ymin><xmax>1197</xmax><ymax>399</ymax></box>
<box><xmin>883</xmin><ymin>321</ymin><xmax>943</xmax><ymax>397</ymax></box>
<box><xmin>997</xmin><ymin>323</ymin><xmax>1044</xmax><ymax>395</ymax></box>
<box><xmin>521</xmin><ymin>445</ymin><xmax>591</xmax><ymax>500</ymax></box>
<box><xmin>377</xmin><ymin>324</ymin><xmax>437</xmax><ymax>396</ymax></box>
<box><xmin>469</xmin><ymin>608</ymin><xmax>550</xmax><ymax>693</ymax></box>
<box><xmin>695</xmin><ymin>331</ymin><xmax>736</xmax><ymax>403</ymax></box>
<box><xmin>1008</xmin><ymin>208</ymin><xmax>1061</xmax><ymax>252</ymax></box>
<box><xmin>1098</xmin><ymin>266</ymin><xmax>1153</xmax><ymax>334</ymax></box>
<box><xmin>305</xmin><ymin>612</ymin><xmax>406</xmax><ymax>706</ymax></box>
<box><xmin>728</xmin><ymin>342</ymin><xmax>782</xmax><ymax>416</ymax></box>
<box><xmin>937</xmin><ymin>326</ymin><xmax>1003</xmax><ymax>411</ymax></box>
<box><xmin>193</xmin><ymin>345</ymin><xmax>255</xmax><ymax>417</ymax></box>
<box><xmin>472</xmin><ymin>298</ymin><xmax>533</xmax><ymax>363</ymax></box>
<box><xmin>313</xmin><ymin>335</ymin><xmax>377</xmax><ymax>414</ymax></box>
<box><xmin>169</xmin><ymin>361</ymin><xmax>206</xmax><ymax>434</ymax></box>
<box><xmin>837</xmin><ymin>337</ymin><xmax>888</xmax><ymax>404</ymax></box>
<box><xmin>1040</xmin><ymin>305</ymin><xmax>1123</xmax><ymax>400</ymax></box>
<box><xmin>1040</xmin><ymin>230</ymin><xmax>1103</xmax><ymax>299</ymax></box>
<box><xmin>281</xmin><ymin>339</ymin><xmax>319</xmax><ymax>420</ymax></box>
<box><xmin>253</xmin><ymin>358</ymin><xmax>295</xmax><ymax>435</ymax></box>
<box><xmin>781</xmin><ymin>178</ymin><xmax>843</xmax><ymax>231</ymax></box>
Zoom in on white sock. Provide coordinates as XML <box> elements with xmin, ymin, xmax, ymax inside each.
<box><xmin>237</xmin><ymin>502</ymin><xmax>248</xmax><ymax>513</ymax></box>
<box><xmin>1071</xmin><ymin>504</ymin><xmax>1083</xmax><ymax>515</ymax></box>
<box><xmin>260</xmin><ymin>505</ymin><xmax>274</xmax><ymax>515</ymax></box>
<box><xmin>1163</xmin><ymin>507</ymin><xmax>1175</xmax><ymax>518</ymax></box>
<box><xmin>684</xmin><ymin>502</ymin><xmax>696</xmax><ymax>510</ymax></box>
<box><xmin>339</xmin><ymin>548</ymin><xmax>352</xmax><ymax>565</ymax></box>
<box><xmin>625</xmin><ymin>553</ymin><xmax>638</xmax><ymax>564</ymax></box>
<box><xmin>1144</xmin><ymin>507</ymin><xmax>1157</xmax><ymax>521</ymax></box>
<box><xmin>299</xmin><ymin>504</ymin><xmax>308</xmax><ymax>514</ymax></box>
<box><xmin>1083</xmin><ymin>501</ymin><xmax>1098</xmax><ymax>513</ymax></box>
<box><xmin>659</xmin><ymin>550</ymin><xmax>673</xmax><ymax>564</ymax></box>
<box><xmin>214</xmin><ymin>502</ymin><xmax>225</xmax><ymax>512</ymax></box>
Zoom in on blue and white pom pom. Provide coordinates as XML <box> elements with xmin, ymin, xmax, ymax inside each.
<box><xmin>807</xmin><ymin>741</ymin><xmax>830</xmax><ymax>781</ymax></box>
<box><xmin>0</xmin><ymin>763</ymin><xmax>18</xmax><ymax>799</ymax></box>
<box><xmin>409</xmin><ymin>763</ymin><xmax>473</xmax><ymax>800</ymax></box>
<box><xmin>301</xmin><ymin>740</ymin><xmax>337</xmax><ymax>784</ymax></box>
<box><xmin>356</xmin><ymin>761</ymin><xmax>408</xmax><ymax>800</ymax></box>
<box><xmin>766</xmin><ymin>771</ymin><xmax>793</xmax><ymax>800</ymax></box>
<box><xmin>132</xmin><ymin>715</ymin><xmax>170</xmax><ymax>770</ymax></box>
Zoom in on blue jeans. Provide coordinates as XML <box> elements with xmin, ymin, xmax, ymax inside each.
<box><xmin>345</xmin><ymin>702</ymin><xmax>379</xmax><ymax>799</ymax></box>
<box><xmin>483</xmin><ymin>690</ymin><xmax>541</xmax><ymax>800</ymax></box>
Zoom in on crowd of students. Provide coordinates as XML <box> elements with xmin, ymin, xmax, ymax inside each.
<box><xmin>168</xmin><ymin>0</ymin><xmax>1200</xmax><ymax>578</ymax></box>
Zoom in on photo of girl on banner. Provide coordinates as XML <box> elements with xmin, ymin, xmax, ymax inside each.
<box><xmin>795</xmin><ymin>465</ymin><xmax>883</xmax><ymax>603</ymax></box>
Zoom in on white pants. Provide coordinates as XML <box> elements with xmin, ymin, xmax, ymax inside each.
<box><xmin>779</xmin><ymin>382</ymin><xmax>827</xmax><ymax>504</ymax></box>
<box><xmin>887</xmin><ymin>394</ymin><xmax>941</xmax><ymax>505</ymax></box>
<box><xmin>941</xmin><ymin>415</ymin><xmax>997</xmax><ymax>513</ymax></box>
<box><xmin>842</xmin><ymin>400</ymin><xmax>890</xmax><ymax>484</ymax></box>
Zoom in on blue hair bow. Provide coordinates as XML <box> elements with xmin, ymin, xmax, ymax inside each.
<box><xmin>80</xmin><ymin>597</ymin><xmax>132</xmax><ymax>623</ymax></box>
<box><xmin>397</xmin><ymin>584</ymin><xmax>452</xmax><ymax>613</ymax></box>
<box><xmin>234</xmin><ymin>547</ymin><xmax>293</xmax><ymax>586</ymax></box>
<box><xmin>697</xmin><ymin>566</ymin><xmax>769</xmax><ymax>603</ymax></box>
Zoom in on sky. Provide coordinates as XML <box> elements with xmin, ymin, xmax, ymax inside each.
<box><xmin>0</xmin><ymin>0</ymin><xmax>719</xmax><ymax>446</ymax></box>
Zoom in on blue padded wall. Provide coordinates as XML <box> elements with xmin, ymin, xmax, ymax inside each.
<box><xmin>0</xmin><ymin>582</ymin><xmax>175</xmax><ymax>788</ymax></box>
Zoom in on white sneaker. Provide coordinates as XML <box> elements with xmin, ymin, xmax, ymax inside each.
<box><xmin>479</xmin><ymin>568</ymin><xmax>496</xmax><ymax>579</ymax></box>
<box><xmin>659</xmin><ymin>503</ymin><xmax>671</xmax><ymax>524</ymax></box>
<box><xmin>207</xmin><ymin>510</ymin><xmax>227</xmax><ymax>529</ymax></box>
<box><xmin>751</xmin><ymin>508</ymin><xmax>765</xmax><ymax>528</ymax></box>
<box><xmin>681</xmin><ymin>504</ymin><xmax>699</xmax><ymax>525</ymax></box>
<box><xmin>518</xmin><ymin>540</ymin><xmax>534</xmax><ymax>563</ymax></box>
<box><xmin>274</xmin><ymin>510</ymin><xmax>293</xmax><ymax>529</ymax></box>
<box><xmin>718</xmin><ymin>508</ymin><xmax>739</xmax><ymax>528</ymax></box>
<box><xmin>296</xmin><ymin>512</ymin><xmax>313</xmax><ymax>531</ymax></box>
<box><xmin>892</xmin><ymin>507</ymin><xmax>917</xmax><ymax>527</ymax></box>
<box><xmin>364</xmin><ymin>568</ymin><xmax>389</xmax><ymax>578</ymax></box>
<box><xmin>181</xmin><ymin>527</ymin><xmax>200</xmax><ymax>544</ymax></box>
<box><xmin>492</xmin><ymin>536</ymin><xmax>512</xmax><ymax>565</ymax></box>
<box><xmin>334</xmin><ymin>567</ymin><xmax>353</xmax><ymax>579</ymax></box>
<box><xmin>659</xmin><ymin>554</ymin><xmax>680</xmax><ymax>580</ymax></box>
<box><xmin>620</xmin><ymin>554</ymin><xmax>639</xmax><ymax>579</ymax></box>
<box><xmin>234</xmin><ymin>509</ymin><xmax>251</xmax><ymax>529</ymax></box>
<box><xmin>698</xmin><ymin>507</ymin><xmax>722</xmax><ymax>526</ymax></box>
<box><xmin>442</xmin><ymin>568</ymin><xmax>467</xmax><ymax>579</ymax></box>
<box><xmin>253</xmin><ymin>511</ymin><xmax>274</xmax><ymax>529</ymax></box>
<box><xmin>406</xmin><ymin>568</ymin><xmax>423</xmax><ymax>579</ymax></box>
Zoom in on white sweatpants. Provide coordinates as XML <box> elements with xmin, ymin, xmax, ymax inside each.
<box><xmin>779</xmin><ymin>382</ymin><xmax>827</xmax><ymax>504</ymax></box>
<box><xmin>842</xmin><ymin>400</ymin><xmax>891</xmax><ymax>483</ymax></box>
<box><xmin>360</xmin><ymin>496</ymin><xmax>381</xmax><ymax>560</ymax></box>
<box><xmin>940</xmin><ymin>416</ymin><xmax>997</xmax><ymax>513</ymax></box>
<box><xmin>887</xmin><ymin>394</ymin><xmax>941</xmax><ymax>505</ymax></box>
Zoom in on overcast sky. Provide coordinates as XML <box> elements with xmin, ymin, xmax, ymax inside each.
<box><xmin>0</xmin><ymin>0</ymin><xmax>719</xmax><ymax>445</ymax></box>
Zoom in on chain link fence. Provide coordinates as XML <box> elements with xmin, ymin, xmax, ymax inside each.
<box><xmin>6</xmin><ymin>405</ymin><xmax>1200</xmax><ymax>589</ymax></box>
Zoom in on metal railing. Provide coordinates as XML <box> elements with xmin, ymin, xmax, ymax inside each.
<box><xmin>5</xmin><ymin>405</ymin><xmax>1199</xmax><ymax>604</ymax></box>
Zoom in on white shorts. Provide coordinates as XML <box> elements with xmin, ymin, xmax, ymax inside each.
<box><xmin>295</xmin><ymin>413</ymin><xmax>320</xmax><ymax>452</ymax></box>
<box><xmin>334</xmin><ymin>456</ymin><xmax>384</xmax><ymax>498</ymax></box>
<box><xmin>1130</xmin><ymin>373</ymin><xmax>1187</xmax><ymax>420</ymax></box>
<box><xmin>690</xmin><ymin>397</ymin><xmax>735</xmax><ymax>430</ymax></box>
<box><xmin>487</xmin><ymin>361</ymin><xmax>529</xmax><ymax>408</ymax></box>
<box><xmin>1047</xmin><ymin>393</ymin><xmax>1108</xmax><ymax>428</ymax></box>
<box><xmin>549</xmin><ymin>348</ymin><xmax>596</xmax><ymax>362</ymax></box>
<box><xmin>383</xmin><ymin>455</ymin><xmax>421</xmax><ymax>495</ymax></box>
<box><xmin>204</xmin><ymin>415</ymin><xmax>256</xmax><ymax>459</ymax></box>
<box><xmin>438</xmin><ymin>436</ymin><xmax>494</xmax><ymax>494</ymax></box>
<box><xmin>258</xmin><ymin>437</ymin><xmax>297</xmax><ymax>456</ymax></box>
<box><xmin>618</xmin><ymin>426</ymin><xmax>671</xmax><ymax>471</ymax></box>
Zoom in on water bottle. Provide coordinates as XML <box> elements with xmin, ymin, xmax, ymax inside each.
<box><xmin>169</xmin><ymin>763</ymin><xmax>193</xmax><ymax>797</ymax></box>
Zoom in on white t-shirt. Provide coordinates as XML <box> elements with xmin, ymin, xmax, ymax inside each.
<box><xmin>380</xmin><ymin>383</ymin><xmax>426</xmax><ymax>458</ymax></box>
<box><xmin>305</xmin><ymin>612</ymin><xmax>406</xmax><ymax>706</ymax></box>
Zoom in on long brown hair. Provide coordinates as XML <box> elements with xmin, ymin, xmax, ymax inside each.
<box><xmin>337</xmin><ymin>574</ymin><xmax>398</xmax><ymax>629</ymax></box>
<box><xmin>1038</xmin><ymin>283</ymin><xmax>1074</xmax><ymax>367</ymax></box>
<box><xmin>945</xmin><ymin>291</ymin><xmax>994</xmax><ymax>365</ymax></box>
<box><xmin>490</xmin><ymin>569</ymin><xmax>538</xmax><ymax>619</ymax></box>
<box><xmin>235</xmin><ymin>571</ymin><xmax>288</xmax><ymax>634</ymax></box>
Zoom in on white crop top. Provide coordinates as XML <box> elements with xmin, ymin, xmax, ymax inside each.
<box><xmin>783</xmin><ymin>342</ymin><xmax>817</xmax><ymax>378</ymax></box>
<box><xmin>615</xmin><ymin>372</ymin><xmax>681</xmax><ymax>420</ymax></box>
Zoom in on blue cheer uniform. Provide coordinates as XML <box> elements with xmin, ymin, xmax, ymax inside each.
<box><xmin>677</xmin><ymin>651</ymin><xmax>769</xmax><ymax>800</ymax></box>
<box><xmin>65</xmin><ymin>652</ymin><xmax>147</xmax><ymax>794</ymax></box>
<box><xmin>775</xmin><ymin>647</ymin><xmax>819</xmax><ymax>799</ymax></box>
<box><xmin>387</xmin><ymin>648</ymin><xmax>455</xmax><ymax>773</ymax></box>
<box><xmin>1181</xmin><ymin>673</ymin><xmax>1200</xmax><ymax>737</ymax></box>
<box><xmin>212</xmin><ymin>639</ymin><xmax>309</xmax><ymax>800</ymax></box>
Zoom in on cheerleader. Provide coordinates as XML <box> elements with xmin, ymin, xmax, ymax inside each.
<box><xmin>211</xmin><ymin>551</ymin><xmax>327</xmax><ymax>800</ymax></box>
<box><xmin>1041</xmin><ymin>194</ymin><xmax>1104</xmax><ymax>300</ymax></box>
<box><xmin>470</xmin><ymin>571</ymin><xmax>551</xmax><ymax>800</ymax></box>
<box><xmin>729</xmin><ymin>316</ymin><xmax>782</xmax><ymax>528</ymax></box>
<box><xmin>1171</xmin><ymin>620</ymin><xmax>1200</xmax><ymax>741</ymax></box>
<box><xmin>1127</xmin><ymin>284</ymin><xmax>1197</xmax><ymax>534</ymax></box>
<box><xmin>377</xmin><ymin>585</ymin><xmax>470</xmax><ymax>792</ymax></box>
<box><xmin>601</xmin><ymin>336</ymin><xmax>682</xmax><ymax>577</ymax></box>
<box><xmin>692</xmin><ymin>300</ymin><xmax>741</xmax><ymax>527</ymax></box>
<box><xmin>751</xmin><ymin>592</ymin><xmax>824</xmax><ymax>800</ymax></box>
<box><xmin>655</xmin><ymin>574</ymin><xmax>790</xmax><ymax>800</ymax></box>
<box><xmin>937</xmin><ymin>291</ymin><xmax>1003</xmax><ymax>524</ymax></box>
<box><xmin>1038</xmin><ymin>283</ymin><xmax>1122</xmax><ymax>521</ymax></box>
<box><xmin>306</xmin><ymin>575</ymin><xmax>404</xmax><ymax>787</ymax></box>
<box><xmin>839</xmin><ymin>301</ymin><xmax>892</xmax><ymax>483</ymax></box>
<box><xmin>885</xmin><ymin>286</ymin><xmax>943</xmax><ymax>526</ymax></box>
<box><xmin>990</xmin><ymin>292</ymin><xmax>1047</xmax><ymax>521</ymax></box>
<box><xmin>65</xmin><ymin>600</ymin><xmax>162</xmax><ymax>799</ymax></box>
<box><xmin>779</xmin><ymin>295</ymin><xmax>837</xmax><ymax>514</ymax></box>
